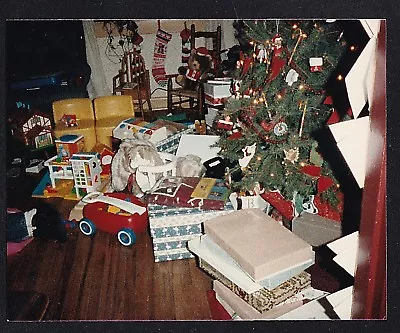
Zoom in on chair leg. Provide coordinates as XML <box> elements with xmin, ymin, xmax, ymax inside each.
<box><xmin>146</xmin><ymin>97</ymin><xmax>154</xmax><ymax>121</ymax></box>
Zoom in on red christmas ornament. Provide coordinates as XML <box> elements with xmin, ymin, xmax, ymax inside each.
<box><xmin>324</xmin><ymin>95</ymin><xmax>333</xmax><ymax>104</ymax></box>
<box><xmin>228</xmin><ymin>131</ymin><xmax>242</xmax><ymax>140</ymax></box>
<box><xmin>309</xmin><ymin>57</ymin><xmax>323</xmax><ymax>72</ymax></box>
<box><xmin>313</xmin><ymin>192</ymin><xmax>343</xmax><ymax>222</ymax></box>
<box><xmin>301</xmin><ymin>164</ymin><xmax>322</xmax><ymax>177</ymax></box>
<box><xmin>317</xmin><ymin>175</ymin><xmax>334</xmax><ymax>193</ymax></box>
<box><xmin>260</xmin><ymin>119</ymin><xmax>274</xmax><ymax>132</ymax></box>
<box><xmin>260</xmin><ymin>190</ymin><xmax>294</xmax><ymax>220</ymax></box>
<box><xmin>266</xmin><ymin>34</ymin><xmax>287</xmax><ymax>82</ymax></box>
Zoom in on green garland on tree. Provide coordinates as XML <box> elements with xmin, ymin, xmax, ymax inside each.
<box><xmin>217</xmin><ymin>20</ymin><xmax>347</xmax><ymax>213</ymax></box>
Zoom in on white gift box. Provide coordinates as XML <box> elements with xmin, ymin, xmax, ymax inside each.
<box><xmin>204</xmin><ymin>79</ymin><xmax>232</xmax><ymax>98</ymax></box>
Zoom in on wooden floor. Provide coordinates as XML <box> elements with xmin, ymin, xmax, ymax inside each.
<box><xmin>6</xmin><ymin>171</ymin><xmax>351</xmax><ymax>321</ymax></box>
<box><xmin>7</xmin><ymin>196</ymin><xmax>214</xmax><ymax>321</ymax></box>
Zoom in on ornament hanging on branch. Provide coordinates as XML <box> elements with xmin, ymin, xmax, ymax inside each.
<box><xmin>309</xmin><ymin>57</ymin><xmax>323</xmax><ymax>72</ymax></box>
<box><xmin>309</xmin><ymin>142</ymin><xmax>324</xmax><ymax>167</ymax></box>
<box><xmin>237</xmin><ymin>51</ymin><xmax>253</xmax><ymax>78</ymax></box>
<box><xmin>266</xmin><ymin>34</ymin><xmax>287</xmax><ymax>82</ymax></box>
<box><xmin>256</xmin><ymin>44</ymin><xmax>267</xmax><ymax>63</ymax></box>
<box><xmin>217</xmin><ymin>116</ymin><xmax>234</xmax><ymax>131</ymax></box>
<box><xmin>285</xmin><ymin>68</ymin><xmax>299</xmax><ymax>86</ymax></box>
<box><xmin>274</xmin><ymin>121</ymin><xmax>288</xmax><ymax>136</ymax></box>
<box><xmin>283</xmin><ymin>147</ymin><xmax>300</xmax><ymax>164</ymax></box>
<box><xmin>239</xmin><ymin>143</ymin><xmax>257</xmax><ymax>168</ymax></box>
<box><xmin>260</xmin><ymin>117</ymin><xmax>288</xmax><ymax>137</ymax></box>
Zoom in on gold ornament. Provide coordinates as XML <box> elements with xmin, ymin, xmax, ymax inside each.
<box><xmin>284</xmin><ymin>147</ymin><xmax>300</xmax><ymax>164</ymax></box>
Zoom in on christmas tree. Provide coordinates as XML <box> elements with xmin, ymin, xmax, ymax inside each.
<box><xmin>217</xmin><ymin>20</ymin><xmax>348</xmax><ymax>221</ymax></box>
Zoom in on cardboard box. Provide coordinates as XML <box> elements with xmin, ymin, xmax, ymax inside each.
<box><xmin>112</xmin><ymin>117</ymin><xmax>168</xmax><ymax>143</ymax></box>
<box><xmin>201</xmin><ymin>259</ymin><xmax>311</xmax><ymax>313</ymax></box>
<box><xmin>292</xmin><ymin>212</ymin><xmax>342</xmax><ymax>247</ymax></box>
<box><xmin>203</xmin><ymin>208</ymin><xmax>314</xmax><ymax>281</ymax></box>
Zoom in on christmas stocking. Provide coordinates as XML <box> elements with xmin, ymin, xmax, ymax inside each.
<box><xmin>180</xmin><ymin>23</ymin><xmax>191</xmax><ymax>65</ymax></box>
<box><xmin>152</xmin><ymin>27</ymin><xmax>172</xmax><ymax>87</ymax></box>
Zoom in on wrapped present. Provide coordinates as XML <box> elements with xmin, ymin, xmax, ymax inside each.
<box><xmin>147</xmin><ymin>177</ymin><xmax>230</xmax><ymax>210</ymax></box>
<box><xmin>148</xmin><ymin>202</ymin><xmax>234</xmax><ymax>262</ymax></box>
<box><xmin>204</xmin><ymin>79</ymin><xmax>232</xmax><ymax>98</ymax></box>
<box><xmin>292</xmin><ymin>211</ymin><xmax>342</xmax><ymax>247</ymax></box>
<box><xmin>155</xmin><ymin>127</ymin><xmax>193</xmax><ymax>154</ymax></box>
<box><xmin>203</xmin><ymin>209</ymin><xmax>314</xmax><ymax>281</ymax></box>
<box><xmin>188</xmin><ymin>234</ymin><xmax>314</xmax><ymax>292</ymax></box>
<box><xmin>154</xmin><ymin>248</ymin><xmax>195</xmax><ymax>263</ymax></box>
<box><xmin>213</xmin><ymin>281</ymin><xmax>327</xmax><ymax>320</ymax></box>
<box><xmin>200</xmin><ymin>258</ymin><xmax>311</xmax><ymax>313</ymax></box>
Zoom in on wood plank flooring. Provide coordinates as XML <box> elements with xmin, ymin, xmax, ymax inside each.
<box><xmin>6</xmin><ymin>198</ymin><xmax>213</xmax><ymax>321</ymax></box>
<box><xmin>6</xmin><ymin>172</ymin><xmax>350</xmax><ymax>321</ymax></box>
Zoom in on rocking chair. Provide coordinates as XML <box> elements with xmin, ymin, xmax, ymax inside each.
<box><xmin>166</xmin><ymin>24</ymin><xmax>222</xmax><ymax>120</ymax></box>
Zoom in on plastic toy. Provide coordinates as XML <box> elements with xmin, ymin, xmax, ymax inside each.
<box><xmin>55</xmin><ymin>134</ymin><xmax>85</xmax><ymax>160</ymax></box>
<box><xmin>70</xmin><ymin>152</ymin><xmax>102</xmax><ymax>198</ymax></box>
<box><xmin>79</xmin><ymin>191</ymin><xmax>148</xmax><ymax>246</ymax></box>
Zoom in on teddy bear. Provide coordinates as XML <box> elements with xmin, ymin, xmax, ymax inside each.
<box><xmin>176</xmin><ymin>47</ymin><xmax>213</xmax><ymax>90</ymax></box>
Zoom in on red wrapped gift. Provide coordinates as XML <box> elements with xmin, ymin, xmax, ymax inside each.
<box><xmin>147</xmin><ymin>177</ymin><xmax>230</xmax><ymax>210</ymax></box>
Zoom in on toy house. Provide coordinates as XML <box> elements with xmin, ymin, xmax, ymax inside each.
<box><xmin>8</xmin><ymin>108</ymin><xmax>54</xmax><ymax>150</ymax></box>
<box><xmin>55</xmin><ymin>134</ymin><xmax>85</xmax><ymax>160</ymax></box>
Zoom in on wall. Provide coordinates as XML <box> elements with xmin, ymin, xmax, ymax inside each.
<box><xmin>93</xmin><ymin>19</ymin><xmax>236</xmax><ymax>110</ymax></box>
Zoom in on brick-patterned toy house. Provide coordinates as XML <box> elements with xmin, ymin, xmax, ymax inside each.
<box><xmin>8</xmin><ymin>107</ymin><xmax>54</xmax><ymax>150</ymax></box>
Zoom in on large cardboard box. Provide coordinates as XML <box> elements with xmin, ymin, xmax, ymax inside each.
<box><xmin>204</xmin><ymin>208</ymin><xmax>314</xmax><ymax>281</ymax></box>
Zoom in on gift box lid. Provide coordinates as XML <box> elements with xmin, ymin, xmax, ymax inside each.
<box><xmin>204</xmin><ymin>208</ymin><xmax>314</xmax><ymax>281</ymax></box>
<box><xmin>147</xmin><ymin>177</ymin><xmax>230</xmax><ymax>211</ymax></box>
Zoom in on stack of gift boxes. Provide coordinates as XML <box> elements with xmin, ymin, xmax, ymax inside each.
<box><xmin>188</xmin><ymin>208</ymin><xmax>327</xmax><ymax>320</ymax></box>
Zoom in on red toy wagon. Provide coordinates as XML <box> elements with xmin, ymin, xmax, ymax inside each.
<box><xmin>79</xmin><ymin>191</ymin><xmax>148</xmax><ymax>246</ymax></box>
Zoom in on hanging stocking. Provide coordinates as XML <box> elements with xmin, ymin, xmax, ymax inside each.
<box><xmin>152</xmin><ymin>21</ymin><xmax>172</xmax><ymax>87</ymax></box>
<box><xmin>180</xmin><ymin>22</ymin><xmax>191</xmax><ymax>66</ymax></box>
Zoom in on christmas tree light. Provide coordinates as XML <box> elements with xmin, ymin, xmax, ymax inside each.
<box><xmin>216</xmin><ymin>19</ymin><xmax>348</xmax><ymax>220</ymax></box>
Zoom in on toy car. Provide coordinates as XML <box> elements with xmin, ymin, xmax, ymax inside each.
<box><xmin>79</xmin><ymin>191</ymin><xmax>148</xmax><ymax>246</ymax></box>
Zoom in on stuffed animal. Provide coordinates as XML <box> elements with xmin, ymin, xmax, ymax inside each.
<box><xmin>111</xmin><ymin>137</ymin><xmax>164</xmax><ymax>196</ymax></box>
<box><xmin>176</xmin><ymin>47</ymin><xmax>213</xmax><ymax>90</ymax></box>
<box><xmin>176</xmin><ymin>154</ymin><xmax>206</xmax><ymax>177</ymax></box>
<box><xmin>111</xmin><ymin>137</ymin><xmax>206</xmax><ymax>196</ymax></box>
